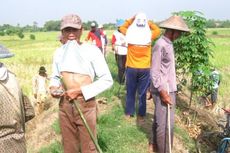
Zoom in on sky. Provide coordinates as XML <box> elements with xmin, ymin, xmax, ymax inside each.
<box><xmin>1</xmin><ymin>0</ymin><xmax>230</xmax><ymax>27</ymax></box>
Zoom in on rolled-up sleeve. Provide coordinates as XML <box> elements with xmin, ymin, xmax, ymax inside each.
<box><xmin>81</xmin><ymin>50</ymin><xmax>113</xmax><ymax>100</ymax></box>
<box><xmin>150</xmin><ymin>43</ymin><xmax>167</xmax><ymax>92</ymax></box>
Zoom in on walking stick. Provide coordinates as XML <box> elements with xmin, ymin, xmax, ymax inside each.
<box><xmin>72</xmin><ymin>100</ymin><xmax>103</xmax><ymax>153</ymax></box>
<box><xmin>167</xmin><ymin>84</ymin><xmax>172</xmax><ymax>153</ymax></box>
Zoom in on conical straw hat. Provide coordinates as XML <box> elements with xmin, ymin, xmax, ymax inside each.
<box><xmin>159</xmin><ymin>15</ymin><xmax>190</xmax><ymax>32</ymax></box>
<box><xmin>0</xmin><ymin>45</ymin><xmax>14</xmax><ymax>59</ymax></box>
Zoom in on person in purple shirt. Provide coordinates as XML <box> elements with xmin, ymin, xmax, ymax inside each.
<box><xmin>149</xmin><ymin>15</ymin><xmax>190</xmax><ymax>153</ymax></box>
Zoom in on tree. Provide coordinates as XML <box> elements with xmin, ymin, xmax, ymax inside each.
<box><xmin>17</xmin><ymin>31</ymin><xmax>24</xmax><ymax>39</ymax></box>
<box><xmin>44</xmin><ymin>20</ymin><xmax>61</xmax><ymax>31</ymax></box>
<box><xmin>173</xmin><ymin>11</ymin><xmax>214</xmax><ymax>106</ymax></box>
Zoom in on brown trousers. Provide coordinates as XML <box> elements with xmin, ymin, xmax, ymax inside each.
<box><xmin>59</xmin><ymin>97</ymin><xmax>97</xmax><ymax>153</ymax></box>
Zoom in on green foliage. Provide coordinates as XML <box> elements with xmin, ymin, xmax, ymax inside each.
<box><xmin>30</xmin><ymin>34</ymin><xmax>36</xmax><ymax>40</ymax></box>
<box><xmin>206</xmin><ymin>19</ymin><xmax>230</xmax><ymax>28</ymax></box>
<box><xmin>174</xmin><ymin>11</ymin><xmax>214</xmax><ymax>97</ymax></box>
<box><xmin>44</xmin><ymin>20</ymin><xmax>61</xmax><ymax>31</ymax></box>
<box><xmin>17</xmin><ymin>31</ymin><xmax>24</xmax><ymax>39</ymax></box>
<box><xmin>0</xmin><ymin>31</ymin><xmax>4</xmax><ymax>36</ymax></box>
<box><xmin>212</xmin><ymin>31</ymin><xmax>218</xmax><ymax>35</ymax></box>
<box><xmin>97</xmin><ymin>105</ymin><xmax>148</xmax><ymax>153</ymax></box>
<box><xmin>39</xmin><ymin>140</ymin><xmax>63</xmax><ymax>153</ymax></box>
<box><xmin>52</xmin><ymin>119</ymin><xmax>61</xmax><ymax>134</ymax></box>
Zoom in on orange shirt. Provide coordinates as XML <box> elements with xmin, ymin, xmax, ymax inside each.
<box><xmin>126</xmin><ymin>44</ymin><xmax>151</xmax><ymax>68</ymax></box>
<box><xmin>119</xmin><ymin>18</ymin><xmax>161</xmax><ymax>68</ymax></box>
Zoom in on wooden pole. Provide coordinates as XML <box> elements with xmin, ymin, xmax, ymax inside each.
<box><xmin>73</xmin><ymin>100</ymin><xmax>103</xmax><ymax>153</ymax></box>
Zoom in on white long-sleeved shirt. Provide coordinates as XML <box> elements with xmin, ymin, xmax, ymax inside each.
<box><xmin>49</xmin><ymin>40</ymin><xmax>113</xmax><ymax>100</ymax></box>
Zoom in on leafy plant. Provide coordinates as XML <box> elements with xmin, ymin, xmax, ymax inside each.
<box><xmin>17</xmin><ymin>31</ymin><xmax>24</xmax><ymax>39</ymax></box>
<box><xmin>173</xmin><ymin>11</ymin><xmax>214</xmax><ymax>105</ymax></box>
<box><xmin>212</xmin><ymin>31</ymin><xmax>218</xmax><ymax>35</ymax></box>
<box><xmin>30</xmin><ymin>34</ymin><xmax>36</xmax><ymax>40</ymax></box>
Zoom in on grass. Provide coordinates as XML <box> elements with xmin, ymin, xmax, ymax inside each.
<box><xmin>1</xmin><ymin>28</ymin><xmax>230</xmax><ymax>152</ymax></box>
<box><xmin>38</xmin><ymin>140</ymin><xmax>63</xmax><ymax>153</ymax></box>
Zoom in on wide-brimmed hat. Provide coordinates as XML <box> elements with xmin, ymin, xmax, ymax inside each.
<box><xmin>39</xmin><ymin>66</ymin><xmax>46</xmax><ymax>73</ymax></box>
<box><xmin>159</xmin><ymin>15</ymin><xmax>190</xmax><ymax>32</ymax></box>
<box><xmin>60</xmin><ymin>14</ymin><xmax>82</xmax><ymax>30</ymax></box>
<box><xmin>0</xmin><ymin>45</ymin><xmax>14</xmax><ymax>59</ymax></box>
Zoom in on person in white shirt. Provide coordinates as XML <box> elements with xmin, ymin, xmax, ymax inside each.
<box><xmin>111</xmin><ymin>19</ymin><xmax>127</xmax><ymax>84</ymax></box>
<box><xmin>49</xmin><ymin>14</ymin><xmax>113</xmax><ymax>153</ymax></box>
<box><xmin>32</xmin><ymin>66</ymin><xmax>49</xmax><ymax>114</ymax></box>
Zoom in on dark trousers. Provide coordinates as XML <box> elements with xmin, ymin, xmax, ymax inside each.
<box><xmin>59</xmin><ymin>97</ymin><xmax>97</xmax><ymax>153</ymax></box>
<box><xmin>152</xmin><ymin>92</ymin><xmax>176</xmax><ymax>153</ymax></box>
<box><xmin>115</xmin><ymin>54</ymin><xmax>127</xmax><ymax>84</ymax></box>
<box><xmin>125</xmin><ymin>67</ymin><xmax>150</xmax><ymax>116</ymax></box>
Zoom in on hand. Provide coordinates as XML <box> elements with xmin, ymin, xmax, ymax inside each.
<box><xmin>50</xmin><ymin>86</ymin><xmax>64</xmax><ymax>98</ymax></box>
<box><xmin>34</xmin><ymin>94</ymin><xmax>37</xmax><ymax>99</ymax></box>
<box><xmin>65</xmin><ymin>88</ymin><xmax>82</xmax><ymax>101</ymax></box>
<box><xmin>159</xmin><ymin>90</ymin><xmax>172</xmax><ymax>105</ymax></box>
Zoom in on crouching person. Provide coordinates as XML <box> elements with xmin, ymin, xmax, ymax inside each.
<box><xmin>49</xmin><ymin>14</ymin><xmax>113</xmax><ymax>153</ymax></box>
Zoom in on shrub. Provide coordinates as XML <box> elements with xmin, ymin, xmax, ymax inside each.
<box><xmin>212</xmin><ymin>31</ymin><xmax>218</xmax><ymax>35</ymax></box>
<box><xmin>30</xmin><ymin>34</ymin><xmax>36</xmax><ymax>40</ymax></box>
<box><xmin>17</xmin><ymin>32</ymin><xmax>24</xmax><ymax>39</ymax></box>
<box><xmin>0</xmin><ymin>31</ymin><xmax>5</xmax><ymax>36</ymax></box>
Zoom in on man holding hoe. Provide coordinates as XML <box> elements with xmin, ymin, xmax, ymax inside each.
<box><xmin>49</xmin><ymin>14</ymin><xmax>113</xmax><ymax>153</ymax></box>
<box><xmin>150</xmin><ymin>15</ymin><xmax>190</xmax><ymax>153</ymax></box>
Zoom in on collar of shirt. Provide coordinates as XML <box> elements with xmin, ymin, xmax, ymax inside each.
<box><xmin>162</xmin><ymin>35</ymin><xmax>172</xmax><ymax>44</ymax></box>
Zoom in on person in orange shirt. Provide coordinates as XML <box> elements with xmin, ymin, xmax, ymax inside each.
<box><xmin>119</xmin><ymin>12</ymin><xmax>160</xmax><ymax>122</ymax></box>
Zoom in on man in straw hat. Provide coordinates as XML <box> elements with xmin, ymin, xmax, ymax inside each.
<box><xmin>0</xmin><ymin>45</ymin><xmax>26</xmax><ymax>153</ymax></box>
<box><xmin>149</xmin><ymin>15</ymin><xmax>190</xmax><ymax>152</ymax></box>
<box><xmin>119</xmin><ymin>12</ymin><xmax>160</xmax><ymax>122</ymax></box>
<box><xmin>49</xmin><ymin>14</ymin><xmax>113</xmax><ymax>153</ymax></box>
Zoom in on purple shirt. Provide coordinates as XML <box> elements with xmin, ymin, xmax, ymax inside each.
<box><xmin>150</xmin><ymin>36</ymin><xmax>177</xmax><ymax>93</ymax></box>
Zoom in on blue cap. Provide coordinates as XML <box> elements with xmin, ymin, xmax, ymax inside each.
<box><xmin>116</xmin><ymin>19</ymin><xmax>125</xmax><ymax>27</ymax></box>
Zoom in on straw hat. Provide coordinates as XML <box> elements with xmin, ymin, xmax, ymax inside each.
<box><xmin>0</xmin><ymin>45</ymin><xmax>14</xmax><ymax>59</ymax></box>
<box><xmin>159</xmin><ymin>15</ymin><xmax>190</xmax><ymax>32</ymax></box>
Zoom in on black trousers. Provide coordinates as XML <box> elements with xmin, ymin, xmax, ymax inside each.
<box><xmin>115</xmin><ymin>54</ymin><xmax>127</xmax><ymax>84</ymax></box>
